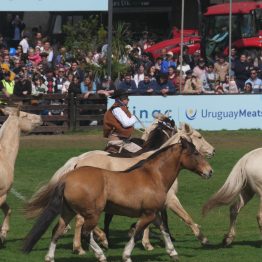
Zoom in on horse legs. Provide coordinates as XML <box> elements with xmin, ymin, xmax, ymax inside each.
<box><xmin>153</xmin><ymin>213</ymin><xmax>179</xmax><ymax>261</ymax></box>
<box><xmin>223</xmin><ymin>185</ymin><xmax>254</xmax><ymax>247</ymax></box>
<box><xmin>0</xmin><ymin>194</ymin><xmax>11</xmax><ymax>245</ymax></box>
<box><xmin>104</xmin><ymin>212</ymin><xmax>113</xmax><ymax>241</ymax></box>
<box><xmin>165</xmin><ymin>190</ymin><xmax>208</xmax><ymax>245</ymax></box>
<box><xmin>45</xmin><ymin>206</ymin><xmax>75</xmax><ymax>262</ymax></box>
<box><xmin>81</xmin><ymin>214</ymin><xmax>107</xmax><ymax>262</ymax></box>
<box><xmin>257</xmin><ymin>196</ymin><xmax>262</xmax><ymax>238</ymax></box>
<box><xmin>141</xmin><ymin>209</ymin><xmax>173</xmax><ymax>251</ymax></box>
<box><xmin>122</xmin><ymin>212</ymin><xmax>156</xmax><ymax>262</ymax></box>
<box><xmin>73</xmin><ymin>214</ymin><xmax>86</xmax><ymax>255</ymax></box>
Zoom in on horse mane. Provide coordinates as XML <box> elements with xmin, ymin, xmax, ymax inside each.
<box><xmin>124</xmin><ymin>143</ymin><xmax>178</xmax><ymax>173</ymax></box>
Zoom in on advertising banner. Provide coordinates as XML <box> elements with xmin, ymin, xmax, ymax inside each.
<box><xmin>108</xmin><ymin>95</ymin><xmax>262</xmax><ymax>130</ymax></box>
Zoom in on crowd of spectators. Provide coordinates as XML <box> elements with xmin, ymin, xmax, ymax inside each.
<box><xmin>0</xmin><ymin>16</ymin><xmax>262</xmax><ymax>104</ymax></box>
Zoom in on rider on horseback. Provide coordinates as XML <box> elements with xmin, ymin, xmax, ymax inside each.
<box><xmin>103</xmin><ymin>89</ymin><xmax>142</xmax><ymax>153</ymax></box>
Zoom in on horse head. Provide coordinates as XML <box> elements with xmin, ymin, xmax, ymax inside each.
<box><xmin>180</xmin><ymin>137</ymin><xmax>213</xmax><ymax>179</ymax></box>
<box><xmin>0</xmin><ymin>106</ymin><xmax>42</xmax><ymax>132</ymax></box>
<box><xmin>178</xmin><ymin>122</ymin><xmax>215</xmax><ymax>158</ymax></box>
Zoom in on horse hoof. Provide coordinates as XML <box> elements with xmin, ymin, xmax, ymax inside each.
<box><xmin>171</xmin><ymin>255</ymin><xmax>179</xmax><ymax>261</ymax></box>
<box><xmin>201</xmin><ymin>237</ymin><xmax>209</xmax><ymax>246</ymax></box>
<box><xmin>73</xmin><ymin>248</ymin><xmax>86</xmax><ymax>255</ymax></box>
<box><xmin>142</xmin><ymin>242</ymin><xmax>154</xmax><ymax>251</ymax></box>
<box><xmin>100</xmin><ymin>240</ymin><xmax>109</xmax><ymax>250</ymax></box>
<box><xmin>222</xmin><ymin>236</ymin><xmax>233</xmax><ymax>247</ymax></box>
<box><xmin>45</xmin><ymin>255</ymin><xmax>55</xmax><ymax>262</ymax></box>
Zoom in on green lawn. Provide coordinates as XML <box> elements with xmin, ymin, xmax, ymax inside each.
<box><xmin>1</xmin><ymin>130</ymin><xmax>262</xmax><ymax>261</ymax></box>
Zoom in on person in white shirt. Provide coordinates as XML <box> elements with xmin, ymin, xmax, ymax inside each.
<box><xmin>19</xmin><ymin>32</ymin><xmax>30</xmax><ymax>54</ymax></box>
<box><xmin>103</xmin><ymin>89</ymin><xmax>141</xmax><ymax>153</ymax></box>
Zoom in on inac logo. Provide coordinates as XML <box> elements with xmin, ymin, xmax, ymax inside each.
<box><xmin>185</xmin><ymin>109</ymin><xmax>197</xmax><ymax>120</ymax></box>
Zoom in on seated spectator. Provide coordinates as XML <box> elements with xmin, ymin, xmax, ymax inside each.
<box><xmin>55</xmin><ymin>67</ymin><xmax>67</xmax><ymax>94</ymax></box>
<box><xmin>147</xmin><ymin>65</ymin><xmax>158</xmax><ymax>81</ymax></box>
<box><xmin>12</xmin><ymin>59</ymin><xmax>22</xmax><ymax>74</ymax></box>
<box><xmin>31</xmin><ymin>75</ymin><xmax>48</xmax><ymax>95</ymax></box>
<box><xmin>205</xmin><ymin>63</ymin><xmax>218</xmax><ymax>92</ymax></box>
<box><xmin>13</xmin><ymin>71</ymin><xmax>32</xmax><ymax>97</ymax></box>
<box><xmin>155</xmin><ymin>73</ymin><xmax>176</xmax><ymax>96</ymax></box>
<box><xmin>62</xmin><ymin>73</ymin><xmax>74</xmax><ymax>94</ymax></box>
<box><xmin>68</xmin><ymin>75</ymin><xmax>81</xmax><ymax>97</ymax></box>
<box><xmin>118</xmin><ymin>72</ymin><xmax>137</xmax><ymax>92</ymax></box>
<box><xmin>81</xmin><ymin>76</ymin><xmax>96</xmax><ymax>99</ymax></box>
<box><xmin>28</xmin><ymin>47</ymin><xmax>42</xmax><ymax>65</ymax></box>
<box><xmin>244</xmin><ymin>82</ymin><xmax>253</xmax><ymax>94</ymax></box>
<box><xmin>1</xmin><ymin>63</ymin><xmax>16</xmax><ymax>81</ymax></box>
<box><xmin>222</xmin><ymin>75</ymin><xmax>239</xmax><ymax>94</ymax></box>
<box><xmin>96</xmin><ymin>77</ymin><xmax>115</xmax><ymax>97</ymax></box>
<box><xmin>168</xmin><ymin>65</ymin><xmax>177</xmax><ymax>88</ymax></box>
<box><xmin>138</xmin><ymin>74</ymin><xmax>157</xmax><ymax>95</ymax></box>
<box><xmin>43</xmin><ymin>70</ymin><xmax>56</xmax><ymax>93</ymax></box>
<box><xmin>183</xmin><ymin>70</ymin><xmax>202</xmax><ymax>94</ymax></box>
<box><xmin>176</xmin><ymin>55</ymin><xmax>191</xmax><ymax>77</ymax></box>
<box><xmin>160</xmin><ymin>51</ymin><xmax>176</xmax><ymax>74</ymax></box>
<box><xmin>133</xmin><ymin>64</ymin><xmax>145</xmax><ymax>87</ymax></box>
<box><xmin>245</xmin><ymin>68</ymin><xmax>262</xmax><ymax>93</ymax></box>
<box><xmin>0</xmin><ymin>71</ymin><xmax>15</xmax><ymax>97</ymax></box>
<box><xmin>155</xmin><ymin>57</ymin><xmax>162</xmax><ymax>72</ymax></box>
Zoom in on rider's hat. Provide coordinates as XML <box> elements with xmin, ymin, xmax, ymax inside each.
<box><xmin>110</xmin><ymin>89</ymin><xmax>129</xmax><ymax>100</ymax></box>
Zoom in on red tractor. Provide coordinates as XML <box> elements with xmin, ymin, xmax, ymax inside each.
<box><xmin>146</xmin><ymin>1</ymin><xmax>262</xmax><ymax>61</ymax></box>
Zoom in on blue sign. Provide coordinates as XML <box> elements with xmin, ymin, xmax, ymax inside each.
<box><xmin>108</xmin><ymin>95</ymin><xmax>262</xmax><ymax>130</ymax></box>
<box><xmin>0</xmin><ymin>0</ymin><xmax>108</xmax><ymax>11</ymax></box>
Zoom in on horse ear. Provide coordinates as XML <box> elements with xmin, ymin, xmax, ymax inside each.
<box><xmin>16</xmin><ymin>104</ymin><xmax>21</xmax><ymax>116</ymax></box>
<box><xmin>184</xmin><ymin>123</ymin><xmax>193</xmax><ymax>134</ymax></box>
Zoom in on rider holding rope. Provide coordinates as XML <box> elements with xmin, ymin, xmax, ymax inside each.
<box><xmin>103</xmin><ymin>89</ymin><xmax>142</xmax><ymax>153</ymax></box>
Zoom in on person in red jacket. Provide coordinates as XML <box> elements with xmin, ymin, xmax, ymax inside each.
<box><xmin>103</xmin><ymin>89</ymin><xmax>141</xmax><ymax>153</ymax></box>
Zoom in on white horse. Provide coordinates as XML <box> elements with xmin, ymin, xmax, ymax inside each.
<box><xmin>203</xmin><ymin>148</ymin><xmax>262</xmax><ymax>246</ymax></box>
<box><xmin>27</xmin><ymin>123</ymin><xmax>215</xmax><ymax>254</ymax></box>
<box><xmin>0</xmin><ymin>106</ymin><xmax>42</xmax><ymax>244</ymax></box>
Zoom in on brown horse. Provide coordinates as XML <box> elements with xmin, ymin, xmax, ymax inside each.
<box><xmin>23</xmin><ymin>138</ymin><xmax>213</xmax><ymax>262</ymax></box>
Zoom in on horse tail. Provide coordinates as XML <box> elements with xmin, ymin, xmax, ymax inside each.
<box><xmin>25</xmin><ymin>151</ymin><xmax>97</xmax><ymax>219</ymax></box>
<box><xmin>202</xmin><ymin>156</ymin><xmax>248</xmax><ymax>216</ymax></box>
<box><xmin>22</xmin><ymin>182</ymin><xmax>65</xmax><ymax>253</ymax></box>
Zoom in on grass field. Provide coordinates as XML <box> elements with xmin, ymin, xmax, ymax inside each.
<box><xmin>1</xmin><ymin>130</ymin><xmax>262</xmax><ymax>262</ymax></box>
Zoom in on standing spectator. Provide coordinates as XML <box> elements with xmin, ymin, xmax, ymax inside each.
<box><xmin>28</xmin><ymin>47</ymin><xmax>42</xmax><ymax>66</ymax></box>
<box><xmin>133</xmin><ymin>64</ymin><xmax>145</xmax><ymax>87</ymax></box>
<box><xmin>118</xmin><ymin>73</ymin><xmax>137</xmax><ymax>92</ymax></box>
<box><xmin>10</xmin><ymin>15</ymin><xmax>25</xmax><ymax>48</ymax></box>
<box><xmin>234</xmin><ymin>53</ymin><xmax>252</xmax><ymax>91</ymax></box>
<box><xmin>12</xmin><ymin>59</ymin><xmax>22</xmax><ymax>74</ymax></box>
<box><xmin>68</xmin><ymin>60</ymin><xmax>84</xmax><ymax>82</ymax></box>
<box><xmin>160</xmin><ymin>51</ymin><xmax>176</xmax><ymax>74</ymax></box>
<box><xmin>155</xmin><ymin>57</ymin><xmax>162</xmax><ymax>72</ymax></box>
<box><xmin>19</xmin><ymin>32</ymin><xmax>30</xmax><ymax>56</ymax></box>
<box><xmin>13</xmin><ymin>71</ymin><xmax>32</xmax><ymax>97</ymax></box>
<box><xmin>245</xmin><ymin>68</ymin><xmax>262</xmax><ymax>93</ymax></box>
<box><xmin>155</xmin><ymin>73</ymin><xmax>176</xmax><ymax>96</ymax></box>
<box><xmin>214</xmin><ymin>54</ymin><xmax>229</xmax><ymax>83</ymax></box>
<box><xmin>183</xmin><ymin>70</ymin><xmax>202</xmax><ymax>94</ymax></box>
<box><xmin>193</xmin><ymin>57</ymin><xmax>208</xmax><ymax>88</ymax></box>
<box><xmin>190</xmin><ymin>50</ymin><xmax>201</xmax><ymax>69</ymax></box>
<box><xmin>138</xmin><ymin>74</ymin><xmax>157</xmax><ymax>95</ymax></box>
<box><xmin>229</xmin><ymin>47</ymin><xmax>238</xmax><ymax>75</ymax></box>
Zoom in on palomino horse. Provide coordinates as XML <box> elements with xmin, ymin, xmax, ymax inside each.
<box><xmin>203</xmin><ymin>148</ymin><xmax>262</xmax><ymax>246</ymax></box>
<box><xmin>0</xmin><ymin>106</ymin><xmax>42</xmax><ymax>245</ymax></box>
<box><xmin>25</xmin><ymin>123</ymin><xmax>215</xmax><ymax>254</ymax></box>
<box><xmin>23</xmin><ymin>139</ymin><xmax>213</xmax><ymax>262</ymax></box>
